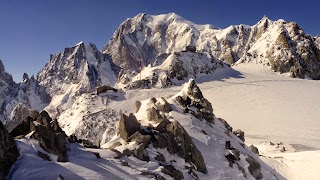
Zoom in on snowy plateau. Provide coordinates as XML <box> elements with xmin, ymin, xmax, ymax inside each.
<box><xmin>1</xmin><ymin>13</ymin><xmax>320</xmax><ymax>180</ymax></box>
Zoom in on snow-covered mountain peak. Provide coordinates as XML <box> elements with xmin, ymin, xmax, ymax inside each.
<box><xmin>39</xmin><ymin>42</ymin><xmax>118</xmax><ymax>119</ymax></box>
<box><xmin>104</xmin><ymin>12</ymin><xmax>320</xmax><ymax>79</ymax></box>
<box><xmin>38</xmin><ymin>42</ymin><xmax>117</xmax><ymax>95</ymax></box>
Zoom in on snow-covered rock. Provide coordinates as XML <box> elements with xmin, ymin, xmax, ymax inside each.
<box><xmin>0</xmin><ymin>60</ymin><xmax>50</xmax><ymax>123</ymax></box>
<box><xmin>104</xmin><ymin>13</ymin><xmax>320</xmax><ymax>79</ymax></box>
<box><xmin>38</xmin><ymin>42</ymin><xmax>118</xmax><ymax>118</ymax></box>
<box><xmin>118</xmin><ymin>51</ymin><xmax>225</xmax><ymax>89</ymax></box>
<box><xmin>38</xmin><ymin>42</ymin><xmax>118</xmax><ymax>96</ymax></box>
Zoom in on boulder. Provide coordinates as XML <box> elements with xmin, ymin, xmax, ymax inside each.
<box><xmin>118</xmin><ymin>113</ymin><xmax>141</xmax><ymax>141</ymax></box>
<box><xmin>147</xmin><ymin>107</ymin><xmax>164</xmax><ymax>123</ymax></box>
<box><xmin>155</xmin><ymin>118</ymin><xmax>171</xmax><ymax>132</ymax></box>
<box><xmin>175</xmin><ymin>95</ymin><xmax>191</xmax><ymax>108</ymax></box>
<box><xmin>0</xmin><ymin>121</ymin><xmax>20</xmax><ymax>179</ymax></box>
<box><xmin>155</xmin><ymin>153</ymin><xmax>166</xmax><ymax>163</ymax></box>
<box><xmin>249</xmin><ymin>145</ymin><xmax>259</xmax><ymax>155</ymax></box>
<box><xmin>246</xmin><ymin>156</ymin><xmax>262</xmax><ymax>179</ymax></box>
<box><xmin>156</xmin><ymin>97</ymin><xmax>172</xmax><ymax>113</ymax></box>
<box><xmin>233</xmin><ymin>129</ymin><xmax>245</xmax><ymax>142</ymax></box>
<box><xmin>161</xmin><ymin>165</ymin><xmax>184</xmax><ymax>180</ymax></box>
<box><xmin>128</xmin><ymin>131</ymin><xmax>151</xmax><ymax>161</ymax></box>
<box><xmin>135</xmin><ymin>101</ymin><xmax>142</xmax><ymax>113</ymax></box>
<box><xmin>96</xmin><ymin>85</ymin><xmax>117</xmax><ymax>95</ymax></box>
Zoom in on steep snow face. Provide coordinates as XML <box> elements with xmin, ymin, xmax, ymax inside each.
<box><xmin>0</xmin><ymin>61</ymin><xmax>50</xmax><ymax>122</ymax></box>
<box><xmin>38</xmin><ymin>42</ymin><xmax>118</xmax><ymax>96</ymax></box>
<box><xmin>104</xmin><ymin>13</ymin><xmax>320</xmax><ymax>79</ymax></box>
<box><xmin>117</xmin><ymin>51</ymin><xmax>225</xmax><ymax>89</ymax></box>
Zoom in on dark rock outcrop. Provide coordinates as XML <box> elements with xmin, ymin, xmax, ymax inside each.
<box><xmin>38</xmin><ymin>151</ymin><xmax>51</xmax><ymax>161</ymax></box>
<box><xmin>154</xmin><ymin>120</ymin><xmax>207</xmax><ymax>174</ymax></box>
<box><xmin>246</xmin><ymin>156</ymin><xmax>262</xmax><ymax>179</ymax></box>
<box><xmin>96</xmin><ymin>85</ymin><xmax>117</xmax><ymax>95</ymax></box>
<box><xmin>114</xmin><ymin>112</ymin><xmax>207</xmax><ymax>174</ymax></box>
<box><xmin>161</xmin><ymin>164</ymin><xmax>184</xmax><ymax>180</ymax></box>
<box><xmin>118</xmin><ymin>113</ymin><xmax>141</xmax><ymax>141</ymax></box>
<box><xmin>0</xmin><ymin>121</ymin><xmax>20</xmax><ymax>179</ymax></box>
<box><xmin>233</xmin><ymin>129</ymin><xmax>245</xmax><ymax>142</ymax></box>
<box><xmin>147</xmin><ymin>107</ymin><xmax>165</xmax><ymax>123</ymax></box>
<box><xmin>10</xmin><ymin>110</ymin><xmax>68</xmax><ymax>162</ymax></box>
<box><xmin>128</xmin><ymin>131</ymin><xmax>151</xmax><ymax>161</ymax></box>
<box><xmin>154</xmin><ymin>97</ymin><xmax>172</xmax><ymax>113</ymax></box>
<box><xmin>135</xmin><ymin>101</ymin><xmax>142</xmax><ymax>113</ymax></box>
<box><xmin>176</xmin><ymin>79</ymin><xmax>215</xmax><ymax>123</ymax></box>
<box><xmin>218</xmin><ymin>118</ymin><xmax>233</xmax><ymax>132</ymax></box>
<box><xmin>250</xmin><ymin>145</ymin><xmax>259</xmax><ymax>155</ymax></box>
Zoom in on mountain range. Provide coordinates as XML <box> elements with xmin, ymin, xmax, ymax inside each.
<box><xmin>1</xmin><ymin>13</ymin><xmax>319</xmax><ymax>179</ymax></box>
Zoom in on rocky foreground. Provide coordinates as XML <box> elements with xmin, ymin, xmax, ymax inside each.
<box><xmin>1</xmin><ymin>79</ymin><xmax>285</xmax><ymax>179</ymax></box>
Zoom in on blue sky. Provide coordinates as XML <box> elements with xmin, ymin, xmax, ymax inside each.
<box><xmin>1</xmin><ymin>0</ymin><xmax>319</xmax><ymax>82</ymax></box>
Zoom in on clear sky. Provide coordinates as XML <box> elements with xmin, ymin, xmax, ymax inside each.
<box><xmin>1</xmin><ymin>0</ymin><xmax>319</xmax><ymax>82</ymax></box>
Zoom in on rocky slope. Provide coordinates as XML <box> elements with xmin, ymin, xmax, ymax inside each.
<box><xmin>104</xmin><ymin>13</ymin><xmax>320</xmax><ymax>79</ymax></box>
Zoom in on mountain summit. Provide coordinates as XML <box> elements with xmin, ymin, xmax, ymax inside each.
<box><xmin>104</xmin><ymin>13</ymin><xmax>320</xmax><ymax>79</ymax></box>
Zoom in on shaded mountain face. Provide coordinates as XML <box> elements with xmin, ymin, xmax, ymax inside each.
<box><xmin>0</xmin><ymin>60</ymin><xmax>50</xmax><ymax>123</ymax></box>
<box><xmin>37</xmin><ymin>42</ymin><xmax>118</xmax><ymax>97</ymax></box>
<box><xmin>104</xmin><ymin>13</ymin><xmax>320</xmax><ymax>79</ymax></box>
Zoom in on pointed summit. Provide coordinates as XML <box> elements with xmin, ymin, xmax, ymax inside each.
<box><xmin>256</xmin><ymin>15</ymin><xmax>272</xmax><ymax>27</ymax></box>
